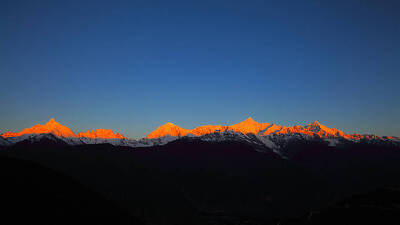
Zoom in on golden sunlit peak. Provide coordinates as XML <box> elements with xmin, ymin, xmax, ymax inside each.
<box><xmin>146</xmin><ymin>122</ymin><xmax>189</xmax><ymax>139</ymax></box>
<box><xmin>244</xmin><ymin>117</ymin><xmax>255</xmax><ymax>122</ymax></box>
<box><xmin>161</xmin><ymin>122</ymin><xmax>179</xmax><ymax>128</ymax></box>
<box><xmin>145</xmin><ymin>118</ymin><xmax>359</xmax><ymax>139</ymax></box>
<box><xmin>157</xmin><ymin>121</ymin><xmax>182</xmax><ymax>129</ymax></box>
<box><xmin>46</xmin><ymin>118</ymin><xmax>57</xmax><ymax>124</ymax></box>
<box><xmin>0</xmin><ymin>118</ymin><xmax>77</xmax><ymax>138</ymax></box>
<box><xmin>235</xmin><ymin>117</ymin><xmax>260</xmax><ymax>126</ymax></box>
<box><xmin>0</xmin><ymin>118</ymin><xmax>129</xmax><ymax>139</ymax></box>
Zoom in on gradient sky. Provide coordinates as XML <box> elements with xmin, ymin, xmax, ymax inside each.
<box><xmin>1</xmin><ymin>0</ymin><xmax>399</xmax><ymax>138</ymax></box>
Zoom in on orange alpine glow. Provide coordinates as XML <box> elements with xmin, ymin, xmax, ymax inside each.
<box><xmin>1</xmin><ymin>118</ymin><xmax>76</xmax><ymax>138</ymax></box>
<box><xmin>78</xmin><ymin>129</ymin><xmax>126</xmax><ymax>139</ymax></box>
<box><xmin>0</xmin><ymin>118</ymin><xmax>125</xmax><ymax>139</ymax></box>
<box><xmin>145</xmin><ymin>117</ymin><xmax>371</xmax><ymax>140</ymax></box>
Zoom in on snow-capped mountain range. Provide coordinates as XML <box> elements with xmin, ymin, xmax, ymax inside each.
<box><xmin>1</xmin><ymin>118</ymin><xmax>399</xmax><ymax>156</ymax></box>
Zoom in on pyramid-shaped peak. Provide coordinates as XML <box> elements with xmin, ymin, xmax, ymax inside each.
<box><xmin>241</xmin><ymin>117</ymin><xmax>258</xmax><ymax>124</ymax></box>
<box><xmin>147</xmin><ymin>122</ymin><xmax>189</xmax><ymax>138</ymax></box>
<box><xmin>227</xmin><ymin>117</ymin><xmax>267</xmax><ymax>134</ymax></box>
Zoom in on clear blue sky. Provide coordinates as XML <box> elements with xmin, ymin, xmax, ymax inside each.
<box><xmin>1</xmin><ymin>0</ymin><xmax>399</xmax><ymax>138</ymax></box>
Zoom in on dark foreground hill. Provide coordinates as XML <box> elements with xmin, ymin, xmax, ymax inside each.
<box><xmin>282</xmin><ymin>186</ymin><xmax>400</xmax><ymax>225</ymax></box>
<box><xmin>0</xmin><ymin>155</ymin><xmax>144</xmax><ymax>225</ymax></box>
<box><xmin>1</xmin><ymin>138</ymin><xmax>400</xmax><ymax>225</ymax></box>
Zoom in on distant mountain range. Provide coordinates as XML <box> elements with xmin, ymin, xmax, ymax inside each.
<box><xmin>1</xmin><ymin>118</ymin><xmax>399</xmax><ymax>158</ymax></box>
<box><xmin>2</xmin><ymin>118</ymin><xmax>400</xmax><ymax>225</ymax></box>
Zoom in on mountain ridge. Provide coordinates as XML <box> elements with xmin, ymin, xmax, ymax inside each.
<box><xmin>1</xmin><ymin>118</ymin><xmax>399</xmax><ymax>155</ymax></box>
<box><xmin>147</xmin><ymin>117</ymin><xmax>397</xmax><ymax>141</ymax></box>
